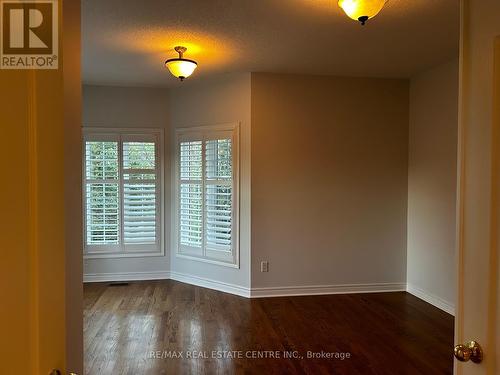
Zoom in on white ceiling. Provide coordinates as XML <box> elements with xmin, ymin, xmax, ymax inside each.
<box><xmin>82</xmin><ymin>0</ymin><xmax>460</xmax><ymax>87</ymax></box>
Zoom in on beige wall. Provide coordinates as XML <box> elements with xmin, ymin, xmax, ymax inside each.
<box><xmin>407</xmin><ymin>59</ymin><xmax>458</xmax><ymax>313</ymax></box>
<box><xmin>83</xmin><ymin>85</ymin><xmax>170</xmax><ymax>128</ymax></box>
<box><xmin>251</xmin><ymin>73</ymin><xmax>409</xmax><ymax>288</ymax></box>
<box><xmin>169</xmin><ymin>73</ymin><xmax>251</xmax><ymax>288</ymax></box>
<box><xmin>82</xmin><ymin>85</ymin><xmax>170</xmax><ymax>278</ymax></box>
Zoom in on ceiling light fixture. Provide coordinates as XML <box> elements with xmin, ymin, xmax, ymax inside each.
<box><xmin>165</xmin><ymin>46</ymin><xmax>198</xmax><ymax>81</ymax></box>
<box><xmin>338</xmin><ymin>0</ymin><xmax>387</xmax><ymax>25</ymax></box>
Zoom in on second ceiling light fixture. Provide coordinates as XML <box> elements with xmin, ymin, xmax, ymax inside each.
<box><xmin>338</xmin><ymin>0</ymin><xmax>387</xmax><ymax>25</ymax></box>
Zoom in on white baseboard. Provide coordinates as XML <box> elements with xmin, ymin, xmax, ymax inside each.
<box><xmin>406</xmin><ymin>284</ymin><xmax>455</xmax><ymax>316</ymax></box>
<box><xmin>83</xmin><ymin>273</ymin><xmax>450</xmax><ymax>315</ymax></box>
<box><xmin>250</xmin><ymin>282</ymin><xmax>406</xmax><ymax>298</ymax></box>
<box><xmin>83</xmin><ymin>272</ymin><xmax>405</xmax><ymax>299</ymax></box>
<box><xmin>83</xmin><ymin>270</ymin><xmax>250</xmax><ymax>297</ymax></box>
<box><xmin>83</xmin><ymin>271</ymin><xmax>170</xmax><ymax>283</ymax></box>
<box><xmin>169</xmin><ymin>271</ymin><xmax>251</xmax><ymax>298</ymax></box>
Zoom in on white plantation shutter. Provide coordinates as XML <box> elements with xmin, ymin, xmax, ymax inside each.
<box><xmin>179</xmin><ymin>141</ymin><xmax>203</xmax><ymax>250</ymax></box>
<box><xmin>85</xmin><ymin>140</ymin><xmax>120</xmax><ymax>246</ymax></box>
<box><xmin>176</xmin><ymin>124</ymin><xmax>239</xmax><ymax>265</ymax></box>
<box><xmin>122</xmin><ymin>140</ymin><xmax>158</xmax><ymax>245</ymax></box>
<box><xmin>180</xmin><ymin>184</ymin><xmax>202</xmax><ymax>246</ymax></box>
<box><xmin>205</xmin><ymin>139</ymin><xmax>232</xmax><ymax>252</ymax></box>
<box><xmin>83</xmin><ymin>129</ymin><xmax>163</xmax><ymax>256</ymax></box>
<box><xmin>123</xmin><ymin>183</ymin><xmax>156</xmax><ymax>243</ymax></box>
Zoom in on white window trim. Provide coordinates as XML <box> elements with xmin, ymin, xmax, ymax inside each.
<box><xmin>82</xmin><ymin>127</ymin><xmax>165</xmax><ymax>259</ymax></box>
<box><xmin>173</xmin><ymin>122</ymin><xmax>240</xmax><ymax>268</ymax></box>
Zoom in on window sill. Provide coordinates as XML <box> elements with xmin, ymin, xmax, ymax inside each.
<box><xmin>84</xmin><ymin>250</ymin><xmax>165</xmax><ymax>259</ymax></box>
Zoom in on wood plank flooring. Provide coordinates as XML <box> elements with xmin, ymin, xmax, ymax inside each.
<box><xmin>84</xmin><ymin>280</ymin><xmax>454</xmax><ymax>375</ymax></box>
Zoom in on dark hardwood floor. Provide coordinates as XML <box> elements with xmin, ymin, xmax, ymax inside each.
<box><xmin>84</xmin><ymin>280</ymin><xmax>454</xmax><ymax>375</ymax></box>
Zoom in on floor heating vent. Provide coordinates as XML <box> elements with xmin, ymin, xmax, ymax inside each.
<box><xmin>108</xmin><ymin>282</ymin><xmax>130</xmax><ymax>286</ymax></box>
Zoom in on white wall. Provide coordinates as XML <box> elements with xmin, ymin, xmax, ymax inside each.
<box><xmin>82</xmin><ymin>85</ymin><xmax>170</xmax><ymax>279</ymax></box>
<box><xmin>407</xmin><ymin>59</ymin><xmax>459</xmax><ymax>314</ymax></box>
<box><xmin>168</xmin><ymin>73</ymin><xmax>252</xmax><ymax>289</ymax></box>
<box><xmin>251</xmin><ymin>73</ymin><xmax>409</xmax><ymax>293</ymax></box>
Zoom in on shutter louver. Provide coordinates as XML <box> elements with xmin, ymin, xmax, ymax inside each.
<box><xmin>205</xmin><ymin>185</ymin><xmax>232</xmax><ymax>251</ymax></box>
<box><xmin>179</xmin><ymin>141</ymin><xmax>203</xmax><ymax>248</ymax></box>
<box><xmin>180</xmin><ymin>184</ymin><xmax>202</xmax><ymax>246</ymax></box>
<box><xmin>85</xmin><ymin>141</ymin><xmax>120</xmax><ymax>245</ymax></box>
<box><xmin>122</xmin><ymin>142</ymin><xmax>157</xmax><ymax>245</ymax></box>
<box><xmin>205</xmin><ymin>139</ymin><xmax>232</xmax><ymax>252</ymax></box>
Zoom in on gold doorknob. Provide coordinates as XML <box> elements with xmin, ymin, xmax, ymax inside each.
<box><xmin>454</xmin><ymin>341</ymin><xmax>483</xmax><ymax>363</ymax></box>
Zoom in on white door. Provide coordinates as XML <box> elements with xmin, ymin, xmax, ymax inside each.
<box><xmin>455</xmin><ymin>1</ymin><xmax>500</xmax><ymax>374</ymax></box>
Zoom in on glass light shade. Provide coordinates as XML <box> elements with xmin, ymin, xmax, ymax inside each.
<box><xmin>165</xmin><ymin>59</ymin><xmax>197</xmax><ymax>80</ymax></box>
<box><xmin>338</xmin><ymin>0</ymin><xmax>387</xmax><ymax>24</ymax></box>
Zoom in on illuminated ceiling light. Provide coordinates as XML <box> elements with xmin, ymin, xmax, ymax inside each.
<box><xmin>338</xmin><ymin>0</ymin><xmax>387</xmax><ymax>25</ymax></box>
<box><xmin>165</xmin><ymin>46</ymin><xmax>198</xmax><ymax>81</ymax></box>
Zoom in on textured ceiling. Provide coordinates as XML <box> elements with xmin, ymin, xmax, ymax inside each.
<box><xmin>82</xmin><ymin>0</ymin><xmax>460</xmax><ymax>87</ymax></box>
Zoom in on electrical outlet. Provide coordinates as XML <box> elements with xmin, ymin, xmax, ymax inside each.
<box><xmin>261</xmin><ymin>261</ymin><xmax>269</xmax><ymax>273</ymax></box>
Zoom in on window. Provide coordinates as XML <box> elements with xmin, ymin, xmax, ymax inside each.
<box><xmin>175</xmin><ymin>123</ymin><xmax>239</xmax><ymax>267</ymax></box>
<box><xmin>83</xmin><ymin>128</ymin><xmax>164</xmax><ymax>258</ymax></box>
